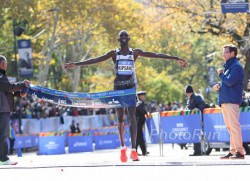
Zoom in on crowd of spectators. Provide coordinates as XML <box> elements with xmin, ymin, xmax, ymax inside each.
<box><xmin>10</xmin><ymin>95</ymin><xmax>221</xmax><ymax>121</ymax></box>
<box><xmin>11</xmin><ymin>96</ymin><xmax>117</xmax><ymax>120</ymax></box>
<box><xmin>147</xmin><ymin>100</ymin><xmax>185</xmax><ymax>113</ymax></box>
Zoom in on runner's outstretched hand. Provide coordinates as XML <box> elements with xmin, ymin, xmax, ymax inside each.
<box><xmin>176</xmin><ymin>58</ymin><xmax>188</xmax><ymax>67</ymax></box>
<box><xmin>62</xmin><ymin>62</ymin><xmax>76</xmax><ymax>70</ymax></box>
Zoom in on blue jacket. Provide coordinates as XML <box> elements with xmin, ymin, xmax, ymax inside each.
<box><xmin>218</xmin><ymin>57</ymin><xmax>244</xmax><ymax>105</ymax></box>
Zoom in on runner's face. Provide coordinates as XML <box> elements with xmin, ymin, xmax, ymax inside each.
<box><xmin>118</xmin><ymin>32</ymin><xmax>130</xmax><ymax>45</ymax></box>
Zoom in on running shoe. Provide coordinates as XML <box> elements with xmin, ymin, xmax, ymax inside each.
<box><xmin>120</xmin><ymin>147</ymin><xmax>128</xmax><ymax>162</ymax></box>
<box><xmin>130</xmin><ymin>150</ymin><xmax>140</xmax><ymax>161</ymax></box>
<box><xmin>0</xmin><ymin>159</ymin><xmax>18</xmax><ymax>165</ymax></box>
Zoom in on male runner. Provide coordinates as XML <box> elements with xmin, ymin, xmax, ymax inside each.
<box><xmin>62</xmin><ymin>30</ymin><xmax>188</xmax><ymax>162</ymax></box>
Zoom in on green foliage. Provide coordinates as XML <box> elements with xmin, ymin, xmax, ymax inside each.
<box><xmin>136</xmin><ymin>61</ymin><xmax>184</xmax><ymax>103</ymax></box>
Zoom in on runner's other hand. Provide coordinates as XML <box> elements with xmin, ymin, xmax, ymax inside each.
<box><xmin>177</xmin><ymin>58</ymin><xmax>188</xmax><ymax>67</ymax></box>
<box><xmin>62</xmin><ymin>62</ymin><xmax>76</xmax><ymax>70</ymax></box>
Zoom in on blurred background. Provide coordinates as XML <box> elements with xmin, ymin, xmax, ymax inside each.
<box><xmin>1</xmin><ymin>0</ymin><xmax>250</xmax><ymax>108</ymax></box>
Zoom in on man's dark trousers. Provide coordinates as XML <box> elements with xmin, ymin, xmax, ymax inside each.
<box><xmin>0</xmin><ymin>113</ymin><xmax>10</xmax><ymax>162</ymax></box>
<box><xmin>136</xmin><ymin>123</ymin><xmax>146</xmax><ymax>155</ymax></box>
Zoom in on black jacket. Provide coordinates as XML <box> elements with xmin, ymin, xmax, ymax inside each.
<box><xmin>136</xmin><ymin>99</ymin><xmax>147</xmax><ymax>125</ymax></box>
<box><xmin>187</xmin><ymin>93</ymin><xmax>207</xmax><ymax>112</ymax></box>
<box><xmin>0</xmin><ymin>69</ymin><xmax>26</xmax><ymax>113</ymax></box>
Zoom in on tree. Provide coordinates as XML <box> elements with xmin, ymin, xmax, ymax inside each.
<box><xmin>38</xmin><ymin>0</ymin><xmax>145</xmax><ymax>91</ymax></box>
<box><xmin>146</xmin><ymin>0</ymin><xmax>250</xmax><ymax>89</ymax></box>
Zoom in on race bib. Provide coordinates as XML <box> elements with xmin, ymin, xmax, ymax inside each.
<box><xmin>117</xmin><ymin>60</ymin><xmax>134</xmax><ymax>75</ymax></box>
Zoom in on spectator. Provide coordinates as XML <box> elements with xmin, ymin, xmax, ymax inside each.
<box><xmin>0</xmin><ymin>55</ymin><xmax>30</xmax><ymax>165</ymax></box>
<box><xmin>99</xmin><ymin>108</ymin><xmax>110</xmax><ymax>126</ymax></box>
<box><xmin>73</xmin><ymin>107</ymin><xmax>79</xmax><ymax>117</ymax></box>
<box><xmin>136</xmin><ymin>91</ymin><xmax>149</xmax><ymax>156</ymax></box>
<box><xmin>171</xmin><ymin>101</ymin><xmax>178</xmax><ymax>111</ymax></box>
<box><xmin>25</xmin><ymin>105</ymin><xmax>32</xmax><ymax>118</ymax></box>
<box><xmin>9</xmin><ymin>122</ymin><xmax>16</xmax><ymax>155</ymax></box>
<box><xmin>185</xmin><ymin>85</ymin><xmax>208</xmax><ymax>156</ymax></box>
<box><xmin>109</xmin><ymin>108</ymin><xmax>116</xmax><ymax>126</ymax></box>
<box><xmin>75</xmin><ymin>123</ymin><xmax>81</xmax><ymax>133</ymax></box>
<box><xmin>148</xmin><ymin>100</ymin><xmax>157</xmax><ymax>113</ymax></box>
<box><xmin>213</xmin><ymin>44</ymin><xmax>245</xmax><ymax>159</ymax></box>
<box><xmin>70</xmin><ymin>120</ymin><xmax>76</xmax><ymax>133</ymax></box>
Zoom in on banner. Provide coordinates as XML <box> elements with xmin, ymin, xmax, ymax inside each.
<box><xmin>32</xmin><ymin>135</ymin><xmax>39</xmax><ymax>147</ymax></box>
<box><xmin>239</xmin><ymin>107</ymin><xmax>250</xmax><ymax>142</ymax></box>
<box><xmin>203</xmin><ymin>108</ymin><xmax>229</xmax><ymax>142</ymax></box>
<box><xmin>204</xmin><ymin>107</ymin><xmax>250</xmax><ymax>142</ymax></box>
<box><xmin>160</xmin><ymin>110</ymin><xmax>202</xmax><ymax>143</ymax></box>
<box><xmin>94</xmin><ymin>134</ymin><xmax>118</xmax><ymax>150</ymax></box>
<box><xmin>67</xmin><ymin>136</ymin><xmax>93</xmax><ymax>153</ymax></box>
<box><xmin>14</xmin><ymin>135</ymin><xmax>33</xmax><ymax>149</ymax></box>
<box><xmin>115</xmin><ymin>133</ymin><xmax>130</xmax><ymax>147</ymax></box>
<box><xmin>221</xmin><ymin>0</ymin><xmax>249</xmax><ymax>14</ymax></box>
<box><xmin>27</xmin><ymin>84</ymin><xmax>136</xmax><ymax>108</ymax></box>
<box><xmin>145</xmin><ymin>112</ymin><xmax>160</xmax><ymax>144</ymax></box>
<box><xmin>14</xmin><ymin>136</ymin><xmax>24</xmax><ymax>149</ymax></box>
<box><xmin>92</xmin><ymin>126</ymin><xmax>130</xmax><ymax>148</ymax></box>
<box><xmin>38</xmin><ymin>135</ymin><xmax>65</xmax><ymax>155</ymax></box>
<box><xmin>17</xmin><ymin>39</ymin><xmax>33</xmax><ymax>77</ymax></box>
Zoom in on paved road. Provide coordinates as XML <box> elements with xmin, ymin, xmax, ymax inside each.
<box><xmin>1</xmin><ymin>144</ymin><xmax>249</xmax><ymax>181</ymax></box>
